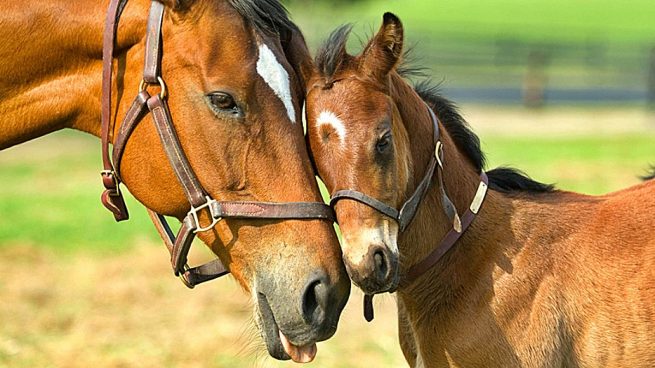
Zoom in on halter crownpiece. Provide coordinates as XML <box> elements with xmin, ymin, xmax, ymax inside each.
<box><xmin>100</xmin><ymin>0</ymin><xmax>335</xmax><ymax>288</ymax></box>
<box><xmin>329</xmin><ymin>103</ymin><xmax>488</xmax><ymax>321</ymax></box>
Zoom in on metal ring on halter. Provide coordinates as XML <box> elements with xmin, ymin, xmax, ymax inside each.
<box><xmin>138</xmin><ymin>76</ymin><xmax>167</xmax><ymax>99</ymax></box>
<box><xmin>188</xmin><ymin>196</ymin><xmax>222</xmax><ymax>233</ymax></box>
<box><xmin>179</xmin><ymin>264</ymin><xmax>194</xmax><ymax>288</ymax></box>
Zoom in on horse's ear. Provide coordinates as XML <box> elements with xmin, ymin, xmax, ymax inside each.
<box><xmin>360</xmin><ymin>12</ymin><xmax>404</xmax><ymax>81</ymax></box>
<box><xmin>281</xmin><ymin>27</ymin><xmax>315</xmax><ymax>95</ymax></box>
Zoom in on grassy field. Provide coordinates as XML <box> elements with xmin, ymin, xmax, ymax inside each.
<box><xmin>0</xmin><ymin>106</ymin><xmax>653</xmax><ymax>367</ymax></box>
<box><xmin>288</xmin><ymin>0</ymin><xmax>655</xmax><ymax>46</ymax></box>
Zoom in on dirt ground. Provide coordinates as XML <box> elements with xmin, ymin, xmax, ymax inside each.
<box><xmin>0</xmin><ymin>244</ymin><xmax>405</xmax><ymax>368</ymax></box>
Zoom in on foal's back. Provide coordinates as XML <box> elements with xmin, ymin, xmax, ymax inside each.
<box><xmin>503</xmin><ymin>179</ymin><xmax>655</xmax><ymax>366</ymax></box>
<box><xmin>566</xmin><ymin>180</ymin><xmax>655</xmax><ymax>365</ymax></box>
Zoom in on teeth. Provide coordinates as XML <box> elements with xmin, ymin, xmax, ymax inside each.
<box><xmin>278</xmin><ymin>330</ymin><xmax>317</xmax><ymax>363</ymax></box>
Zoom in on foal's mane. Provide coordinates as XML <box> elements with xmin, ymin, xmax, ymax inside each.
<box><xmin>315</xmin><ymin>25</ymin><xmax>555</xmax><ymax>195</ymax></box>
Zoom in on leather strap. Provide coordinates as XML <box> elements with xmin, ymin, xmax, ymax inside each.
<box><xmin>147</xmin><ymin>94</ymin><xmax>207</xmax><ymax>207</ymax></box>
<box><xmin>401</xmin><ymin>171</ymin><xmax>489</xmax><ymax>287</ymax></box>
<box><xmin>331</xmin><ymin>191</ymin><xmax>399</xmax><ymax>220</ymax></box>
<box><xmin>143</xmin><ymin>0</ymin><xmax>164</xmax><ymax>84</ymax></box>
<box><xmin>100</xmin><ymin>0</ymin><xmax>130</xmax><ymax>221</ymax></box>
<box><xmin>148</xmin><ymin>210</ymin><xmax>228</xmax><ymax>288</ymax></box>
<box><xmin>217</xmin><ymin>201</ymin><xmax>335</xmax><ymax>220</ymax></box>
<box><xmin>112</xmin><ymin>91</ymin><xmax>150</xmax><ymax>176</ymax></box>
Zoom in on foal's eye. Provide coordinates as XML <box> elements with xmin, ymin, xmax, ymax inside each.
<box><xmin>376</xmin><ymin>132</ymin><xmax>392</xmax><ymax>154</ymax></box>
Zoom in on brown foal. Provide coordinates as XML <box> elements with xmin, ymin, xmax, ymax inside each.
<box><xmin>0</xmin><ymin>0</ymin><xmax>350</xmax><ymax>362</ymax></box>
<box><xmin>306</xmin><ymin>13</ymin><xmax>655</xmax><ymax>367</ymax></box>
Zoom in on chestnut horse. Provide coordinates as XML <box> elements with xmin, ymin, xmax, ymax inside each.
<box><xmin>0</xmin><ymin>0</ymin><xmax>350</xmax><ymax>362</ymax></box>
<box><xmin>306</xmin><ymin>13</ymin><xmax>655</xmax><ymax>367</ymax></box>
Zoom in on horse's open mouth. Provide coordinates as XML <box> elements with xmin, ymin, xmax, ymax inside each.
<box><xmin>257</xmin><ymin>293</ymin><xmax>318</xmax><ymax>363</ymax></box>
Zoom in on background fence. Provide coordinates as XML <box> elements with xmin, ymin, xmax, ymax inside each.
<box><xmin>287</xmin><ymin>0</ymin><xmax>655</xmax><ymax>107</ymax></box>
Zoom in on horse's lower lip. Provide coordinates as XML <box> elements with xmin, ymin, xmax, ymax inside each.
<box><xmin>257</xmin><ymin>293</ymin><xmax>320</xmax><ymax>362</ymax></box>
<box><xmin>257</xmin><ymin>293</ymin><xmax>290</xmax><ymax>361</ymax></box>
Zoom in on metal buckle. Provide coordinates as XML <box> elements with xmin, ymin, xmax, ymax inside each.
<box><xmin>100</xmin><ymin>170</ymin><xmax>121</xmax><ymax>196</ymax></box>
<box><xmin>435</xmin><ymin>141</ymin><xmax>444</xmax><ymax>168</ymax></box>
<box><xmin>139</xmin><ymin>76</ymin><xmax>167</xmax><ymax>99</ymax></box>
<box><xmin>179</xmin><ymin>264</ymin><xmax>195</xmax><ymax>289</ymax></box>
<box><xmin>188</xmin><ymin>196</ymin><xmax>222</xmax><ymax>233</ymax></box>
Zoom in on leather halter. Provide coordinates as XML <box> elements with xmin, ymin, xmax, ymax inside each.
<box><xmin>329</xmin><ymin>103</ymin><xmax>489</xmax><ymax>321</ymax></box>
<box><xmin>100</xmin><ymin>0</ymin><xmax>334</xmax><ymax>288</ymax></box>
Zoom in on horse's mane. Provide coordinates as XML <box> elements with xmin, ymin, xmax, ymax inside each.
<box><xmin>228</xmin><ymin>0</ymin><xmax>297</xmax><ymax>37</ymax></box>
<box><xmin>642</xmin><ymin>166</ymin><xmax>655</xmax><ymax>181</ymax></box>
<box><xmin>314</xmin><ymin>25</ymin><xmax>555</xmax><ymax>195</ymax></box>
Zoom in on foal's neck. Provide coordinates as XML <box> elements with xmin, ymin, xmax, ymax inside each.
<box><xmin>389</xmin><ymin>74</ymin><xmax>483</xmax><ymax>273</ymax></box>
<box><xmin>0</xmin><ymin>0</ymin><xmax>149</xmax><ymax>149</ymax></box>
<box><xmin>389</xmin><ymin>73</ymin><xmax>516</xmax><ymax>358</ymax></box>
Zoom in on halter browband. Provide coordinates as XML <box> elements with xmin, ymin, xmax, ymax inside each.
<box><xmin>329</xmin><ymin>102</ymin><xmax>489</xmax><ymax>321</ymax></box>
<box><xmin>100</xmin><ymin>0</ymin><xmax>334</xmax><ymax>288</ymax></box>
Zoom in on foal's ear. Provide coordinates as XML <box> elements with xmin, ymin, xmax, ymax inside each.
<box><xmin>360</xmin><ymin>13</ymin><xmax>404</xmax><ymax>80</ymax></box>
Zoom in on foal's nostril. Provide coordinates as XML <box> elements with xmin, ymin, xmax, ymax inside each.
<box><xmin>301</xmin><ymin>272</ymin><xmax>329</xmax><ymax>325</ymax></box>
<box><xmin>374</xmin><ymin>250</ymin><xmax>389</xmax><ymax>281</ymax></box>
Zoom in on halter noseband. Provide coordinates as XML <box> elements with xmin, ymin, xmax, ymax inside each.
<box><xmin>329</xmin><ymin>103</ymin><xmax>489</xmax><ymax>321</ymax></box>
<box><xmin>100</xmin><ymin>0</ymin><xmax>335</xmax><ymax>288</ymax></box>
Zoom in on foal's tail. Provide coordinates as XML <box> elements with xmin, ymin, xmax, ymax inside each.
<box><xmin>641</xmin><ymin>165</ymin><xmax>655</xmax><ymax>181</ymax></box>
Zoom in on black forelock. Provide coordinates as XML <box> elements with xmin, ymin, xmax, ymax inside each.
<box><xmin>227</xmin><ymin>0</ymin><xmax>296</xmax><ymax>37</ymax></box>
<box><xmin>315</xmin><ymin>24</ymin><xmax>353</xmax><ymax>81</ymax></box>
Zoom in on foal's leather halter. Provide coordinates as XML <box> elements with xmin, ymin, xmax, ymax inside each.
<box><xmin>329</xmin><ymin>103</ymin><xmax>489</xmax><ymax>321</ymax></box>
<box><xmin>100</xmin><ymin>0</ymin><xmax>334</xmax><ymax>288</ymax></box>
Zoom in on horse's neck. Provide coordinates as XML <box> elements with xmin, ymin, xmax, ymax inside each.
<box><xmin>0</xmin><ymin>0</ymin><xmax>148</xmax><ymax>149</ymax></box>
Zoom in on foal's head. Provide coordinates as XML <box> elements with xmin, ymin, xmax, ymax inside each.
<box><xmin>306</xmin><ymin>14</ymin><xmax>412</xmax><ymax>294</ymax></box>
<box><xmin>113</xmin><ymin>0</ymin><xmax>348</xmax><ymax>361</ymax></box>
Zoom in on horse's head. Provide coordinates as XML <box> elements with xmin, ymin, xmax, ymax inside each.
<box><xmin>113</xmin><ymin>0</ymin><xmax>349</xmax><ymax>362</ymax></box>
<box><xmin>306</xmin><ymin>14</ymin><xmax>410</xmax><ymax>295</ymax></box>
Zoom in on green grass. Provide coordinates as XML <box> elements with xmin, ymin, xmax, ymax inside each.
<box><xmin>0</xmin><ymin>131</ymin><xmax>158</xmax><ymax>253</ymax></box>
<box><xmin>1</xmin><ymin>122</ymin><xmax>653</xmax><ymax>251</ymax></box>
<box><xmin>483</xmin><ymin>134</ymin><xmax>655</xmax><ymax>194</ymax></box>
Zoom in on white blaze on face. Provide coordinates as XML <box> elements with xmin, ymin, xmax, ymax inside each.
<box><xmin>317</xmin><ymin>111</ymin><xmax>347</xmax><ymax>145</ymax></box>
<box><xmin>256</xmin><ymin>43</ymin><xmax>296</xmax><ymax>123</ymax></box>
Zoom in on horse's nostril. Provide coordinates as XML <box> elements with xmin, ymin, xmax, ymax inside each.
<box><xmin>301</xmin><ymin>272</ymin><xmax>328</xmax><ymax>325</ymax></box>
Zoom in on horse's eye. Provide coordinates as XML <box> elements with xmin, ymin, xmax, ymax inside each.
<box><xmin>207</xmin><ymin>92</ymin><xmax>237</xmax><ymax>110</ymax></box>
<box><xmin>376</xmin><ymin>132</ymin><xmax>392</xmax><ymax>154</ymax></box>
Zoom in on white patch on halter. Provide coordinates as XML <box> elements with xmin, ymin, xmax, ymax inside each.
<box><xmin>256</xmin><ymin>43</ymin><xmax>296</xmax><ymax>123</ymax></box>
<box><xmin>317</xmin><ymin>110</ymin><xmax>347</xmax><ymax>145</ymax></box>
